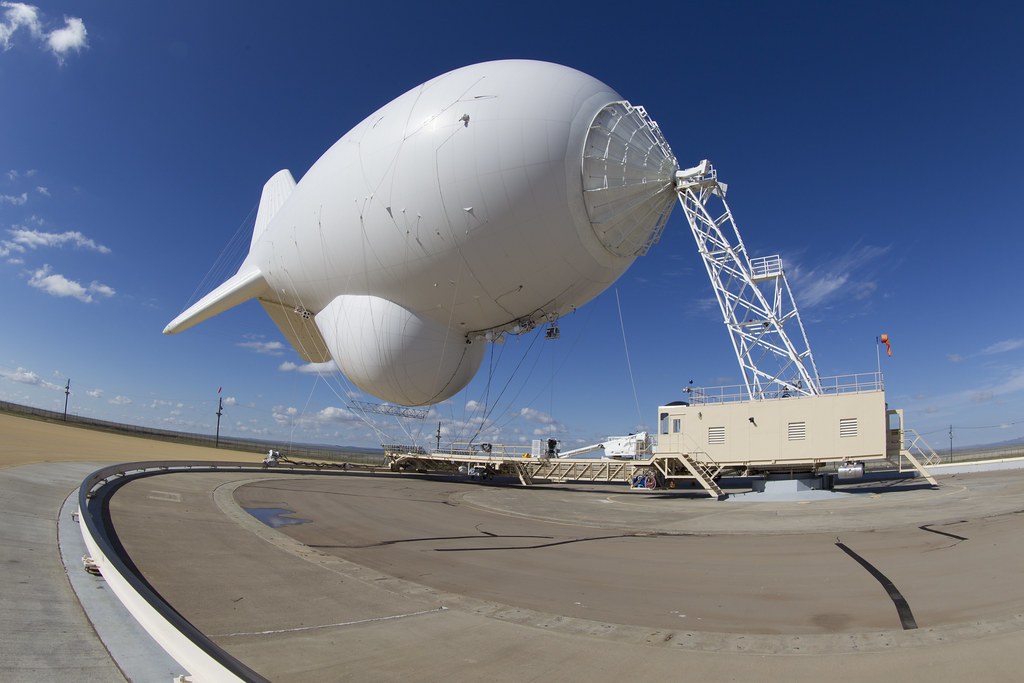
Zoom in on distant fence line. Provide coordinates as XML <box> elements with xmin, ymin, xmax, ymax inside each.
<box><xmin>939</xmin><ymin>442</ymin><xmax>1024</xmax><ymax>463</ymax></box>
<box><xmin>2</xmin><ymin>400</ymin><xmax>1019</xmax><ymax>468</ymax></box>
<box><xmin>0</xmin><ymin>400</ymin><xmax>386</xmax><ymax>466</ymax></box>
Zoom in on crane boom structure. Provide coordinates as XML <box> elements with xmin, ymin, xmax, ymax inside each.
<box><xmin>675</xmin><ymin>160</ymin><xmax>820</xmax><ymax>400</ymax></box>
<box><xmin>350</xmin><ymin>401</ymin><xmax>429</xmax><ymax>419</ymax></box>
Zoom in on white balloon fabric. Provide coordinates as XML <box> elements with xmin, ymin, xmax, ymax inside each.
<box><xmin>315</xmin><ymin>295</ymin><xmax>485</xmax><ymax>407</ymax></box>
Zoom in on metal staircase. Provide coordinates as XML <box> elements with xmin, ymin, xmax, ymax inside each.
<box><xmin>903</xmin><ymin>428</ymin><xmax>941</xmax><ymax>468</ymax></box>
<box><xmin>644</xmin><ymin>452</ymin><xmax>725</xmax><ymax>499</ymax></box>
<box><xmin>886</xmin><ymin>413</ymin><xmax>939</xmax><ymax>485</ymax></box>
<box><xmin>677</xmin><ymin>454</ymin><xmax>726</xmax><ymax>498</ymax></box>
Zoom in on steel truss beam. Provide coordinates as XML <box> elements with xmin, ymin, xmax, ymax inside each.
<box><xmin>675</xmin><ymin>160</ymin><xmax>820</xmax><ymax>399</ymax></box>
<box><xmin>351</xmin><ymin>401</ymin><xmax>429</xmax><ymax>419</ymax></box>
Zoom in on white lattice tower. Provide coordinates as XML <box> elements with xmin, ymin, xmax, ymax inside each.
<box><xmin>675</xmin><ymin>160</ymin><xmax>820</xmax><ymax>399</ymax></box>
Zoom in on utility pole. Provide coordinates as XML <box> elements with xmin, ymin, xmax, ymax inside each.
<box><xmin>215</xmin><ymin>396</ymin><xmax>223</xmax><ymax>448</ymax></box>
<box><xmin>63</xmin><ymin>379</ymin><xmax>70</xmax><ymax>421</ymax></box>
<box><xmin>949</xmin><ymin>424</ymin><xmax>953</xmax><ymax>462</ymax></box>
<box><xmin>435</xmin><ymin>421</ymin><xmax>442</xmax><ymax>451</ymax></box>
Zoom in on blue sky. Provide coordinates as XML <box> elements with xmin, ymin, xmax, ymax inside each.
<box><xmin>1</xmin><ymin>1</ymin><xmax>1022</xmax><ymax>452</ymax></box>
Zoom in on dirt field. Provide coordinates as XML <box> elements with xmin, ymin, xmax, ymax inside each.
<box><xmin>0</xmin><ymin>411</ymin><xmax>263</xmax><ymax>469</ymax></box>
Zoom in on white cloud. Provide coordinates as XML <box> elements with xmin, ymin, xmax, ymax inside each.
<box><xmin>465</xmin><ymin>399</ymin><xmax>485</xmax><ymax>412</ymax></box>
<box><xmin>270</xmin><ymin>403</ymin><xmax>364</xmax><ymax>430</ymax></box>
<box><xmin>223</xmin><ymin>396</ymin><xmax>238</xmax><ymax>406</ymax></box>
<box><xmin>946</xmin><ymin>339</ymin><xmax>1022</xmax><ymax>366</ymax></box>
<box><xmin>109</xmin><ymin>395</ymin><xmax>131</xmax><ymax>405</ymax></box>
<box><xmin>270</xmin><ymin>404</ymin><xmax>301</xmax><ymax>426</ymax></box>
<box><xmin>46</xmin><ymin>15</ymin><xmax>85</xmax><ymax>61</ymax></box>
<box><xmin>0</xmin><ymin>192</ymin><xmax>27</xmax><ymax>205</ymax></box>
<box><xmin>238</xmin><ymin>339</ymin><xmax>285</xmax><ymax>355</ymax></box>
<box><xmin>274</xmin><ymin>405</ymin><xmax>299</xmax><ymax>417</ymax></box>
<box><xmin>518</xmin><ymin>407</ymin><xmax>567</xmax><ymax>434</ymax></box>
<box><xmin>955</xmin><ymin>367</ymin><xmax>1024</xmax><ymax>407</ymax></box>
<box><xmin>981</xmin><ymin>339</ymin><xmax>1024</xmax><ymax>356</ymax></box>
<box><xmin>787</xmin><ymin>244</ymin><xmax>890</xmax><ymax>309</ymax></box>
<box><xmin>35</xmin><ymin>186</ymin><xmax>48</xmax><ymax>196</ymax></box>
<box><xmin>979</xmin><ymin>368</ymin><xmax>1024</xmax><ymax>399</ymax></box>
<box><xmin>306</xmin><ymin>362</ymin><xmax>339</xmax><ymax>375</ymax></box>
<box><xmin>317</xmin><ymin>406</ymin><xmax>359</xmax><ymax>423</ymax></box>
<box><xmin>278</xmin><ymin>360</ymin><xmax>338</xmax><ymax>375</ymax></box>
<box><xmin>88</xmin><ymin>281</ymin><xmax>115</xmax><ymax>297</ymax></box>
<box><xmin>0</xmin><ymin>3</ymin><xmax>87</xmax><ymax>62</ymax></box>
<box><xmin>0</xmin><ymin>365</ymin><xmax>61</xmax><ymax>390</ymax></box>
<box><xmin>520</xmin><ymin>407</ymin><xmax>556</xmax><ymax>424</ymax></box>
<box><xmin>86</xmin><ymin>388</ymin><xmax>102</xmax><ymax>398</ymax></box>
<box><xmin>1</xmin><ymin>227</ymin><xmax>111</xmax><ymax>256</ymax></box>
<box><xmin>795</xmin><ymin>272</ymin><xmax>849</xmax><ymax>308</ymax></box>
<box><xmin>27</xmin><ymin>264</ymin><xmax>115</xmax><ymax>303</ymax></box>
<box><xmin>0</xmin><ymin>3</ymin><xmax>40</xmax><ymax>48</ymax></box>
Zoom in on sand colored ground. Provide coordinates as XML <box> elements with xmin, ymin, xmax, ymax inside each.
<box><xmin>0</xmin><ymin>411</ymin><xmax>264</xmax><ymax>469</ymax></box>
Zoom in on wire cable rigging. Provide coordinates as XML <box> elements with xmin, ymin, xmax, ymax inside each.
<box><xmin>616</xmin><ymin>288</ymin><xmax>646</xmax><ymax>430</ymax></box>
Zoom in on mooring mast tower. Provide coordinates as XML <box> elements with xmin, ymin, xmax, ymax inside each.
<box><xmin>674</xmin><ymin>160</ymin><xmax>821</xmax><ymax>400</ymax></box>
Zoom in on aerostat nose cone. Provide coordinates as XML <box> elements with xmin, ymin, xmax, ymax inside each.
<box><xmin>582</xmin><ymin>102</ymin><xmax>679</xmax><ymax>257</ymax></box>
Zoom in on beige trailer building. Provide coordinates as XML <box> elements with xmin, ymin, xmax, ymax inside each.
<box><xmin>656</xmin><ymin>374</ymin><xmax>887</xmax><ymax>471</ymax></box>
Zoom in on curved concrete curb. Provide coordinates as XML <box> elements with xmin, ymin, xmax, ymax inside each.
<box><xmin>58</xmin><ymin>489</ymin><xmax>183</xmax><ymax>681</ymax></box>
<box><xmin>77</xmin><ymin>462</ymin><xmax>273</xmax><ymax>683</ymax></box>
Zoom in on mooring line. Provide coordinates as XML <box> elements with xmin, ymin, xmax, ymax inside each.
<box><xmin>835</xmin><ymin>541</ymin><xmax>917</xmax><ymax>630</ymax></box>
<box><xmin>214</xmin><ymin>606</ymin><xmax>447</xmax><ymax>637</ymax></box>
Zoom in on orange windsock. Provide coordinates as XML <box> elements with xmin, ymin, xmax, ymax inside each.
<box><xmin>880</xmin><ymin>334</ymin><xmax>891</xmax><ymax>357</ymax></box>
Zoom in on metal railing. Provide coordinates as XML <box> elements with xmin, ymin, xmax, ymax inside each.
<box><xmin>684</xmin><ymin>372</ymin><xmax>884</xmax><ymax>405</ymax></box>
<box><xmin>817</xmin><ymin>372</ymin><xmax>885</xmax><ymax>395</ymax></box>
<box><xmin>429</xmin><ymin>442</ymin><xmax>534</xmax><ymax>459</ymax></box>
<box><xmin>749</xmin><ymin>255</ymin><xmax>783</xmax><ymax>279</ymax></box>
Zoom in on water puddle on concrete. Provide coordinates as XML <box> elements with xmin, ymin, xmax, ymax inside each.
<box><xmin>243</xmin><ymin>507</ymin><xmax>311</xmax><ymax>528</ymax></box>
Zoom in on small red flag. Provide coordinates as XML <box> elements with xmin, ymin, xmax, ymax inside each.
<box><xmin>880</xmin><ymin>334</ymin><xmax>891</xmax><ymax>357</ymax></box>
<box><xmin>218</xmin><ymin>386</ymin><xmax>222</xmax><ymax>393</ymax></box>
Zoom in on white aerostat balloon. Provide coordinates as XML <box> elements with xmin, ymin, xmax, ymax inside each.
<box><xmin>165</xmin><ymin>60</ymin><xmax>678</xmax><ymax>406</ymax></box>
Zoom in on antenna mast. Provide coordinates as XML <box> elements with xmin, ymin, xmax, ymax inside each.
<box><xmin>215</xmin><ymin>396</ymin><xmax>223</xmax><ymax>448</ymax></box>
